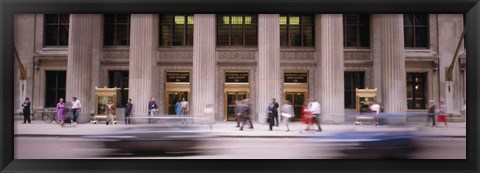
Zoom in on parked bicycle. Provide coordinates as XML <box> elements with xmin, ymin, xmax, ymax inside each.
<box><xmin>42</xmin><ymin>108</ymin><xmax>60</xmax><ymax>124</ymax></box>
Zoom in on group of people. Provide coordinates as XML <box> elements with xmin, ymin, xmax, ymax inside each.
<box><xmin>233</xmin><ymin>97</ymin><xmax>323</xmax><ymax>132</ymax></box>
<box><xmin>427</xmin><ymin>100</ymin><xmax>448</xmax><ymax>128</ymax></box>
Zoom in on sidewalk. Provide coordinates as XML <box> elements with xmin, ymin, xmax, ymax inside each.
<box><xmin>14</xmin><ymin>120</ymin><xmax>466</xmax><ymax>138</ymax></box>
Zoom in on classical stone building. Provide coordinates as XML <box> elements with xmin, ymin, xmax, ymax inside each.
<box><xmin>13</xmin><ymin>14</ymin><xmax>466</xmax><ymax>124</ymax></box>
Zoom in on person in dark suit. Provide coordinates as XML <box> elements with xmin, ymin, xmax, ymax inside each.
<box><xmin>22</xmin><ymin>97</ymin><xmax>31</xmax><ymax>124</ymax></box>
<box><xmin>271</xmin><ymin>98</ymin><xmax>280</xmax><ymax>126</ymax></box>
<box><xmin>238</xmin><ymin>99</ymin><xmax>253</xmax><ymax>131</ymax></box>
<box><xmin>125</xmin><ymin>98</ymin><xmax>133</xmax><ymax>125</ymax></box>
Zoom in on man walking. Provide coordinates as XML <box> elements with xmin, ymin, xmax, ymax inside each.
<box><xmin>427</xmin><ymin>100</ymin><xmax>436</xmax><ymax>127</ymax></box>
<box><xmin>239</xmin><ymin>99</ymin><xmax>253</xmax><ymax>131</ymax></box>
<box><xmin>22</xmin><ymin>97</ymin><xmax>31</xmax><ymax>124</ymax></box>
<box><xmin>307</xmin><ymin>99</ymin><xmax>322</xmax><ymax>132</ymax></box>
<box><xmin>71</xmin><ymin>97</ymin><xmax>81</xmax><ymax>126</ymax></box>
<box><xmin>180</xmin><ymin>98</ymin><xmax>190</xmax><ymax>124</ymax></box>
<box><xmin>125</xmin><ymin>98</ymin><xmax>133</xmax><ymax>125</ymax></box>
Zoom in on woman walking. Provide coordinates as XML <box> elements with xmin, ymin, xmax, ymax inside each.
<box><xmin>56</xmin><ymin>98</ymin><xmax>66</xmax><ymax>127</ymax></box>
<box><xmin>105</xmin><ymin>100</ymin><xmax>116</xmax><ymax>125</ymax></box>
<box><xmin>300</xmin><ymin>103</ymin><xmax>313</xmax><ymax>133</ymax></box>
<box><xmin>437</xmin><ymin>101</ymin><xmax>448</xmax><ymax>128</ymax></box>
<box><xmin>280</xmin><ymin>100</ymin><xmax>295</xmax><ymax>132</ymax></box>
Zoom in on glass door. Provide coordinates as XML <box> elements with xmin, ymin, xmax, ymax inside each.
<box><xmin>166</xmin><ymin>91</ymin><xmax>189</xmax><ymax>115</ymax></box>
<box><xmin>225</xmin><ymin>92</ymin><xmax>247</xmax><ymax>121</ymax></box>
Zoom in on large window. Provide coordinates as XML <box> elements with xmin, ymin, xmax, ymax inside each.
<box><xmin>217</xmin><ymin>14</ymin><xmax>257</xmax><ymax>47</ymax></box>
<box><xmin>344</xmin><ymin>14</ymin><xmax>370</xmax><ymax>48</ymax></box>
<box><xmin>108</xmin><ymin>71</ymin><xmax>129</xmax><ymax>107</ymax></box>
<box><xmin>44</xmin><ymin>14</ymin><xmax>69</xmax><ymax>46</ymax></box>
<box><xmin>407</xmin><ymin>72</ymin><xmax>427</xmax><ymax>109</ymax></box>
<box><xmin>104</xmin><ymin>14</ymin><xmax>130</xmax><ymax>46</ymax></box>
<box><xmin>280</xmin><ymin>14</ymin><xmax>314</xmax><ymax>47</ymax></box>
<box><xmin>160</xmin><ymin>14</ymin><xmax>194</xmax><ymax>46</ymax></box>
<box><xmin>344</xmin><ymin>72</ymin><xmax>365</xmax><ymax>108</ymax></box>
<box><xmin>404</xmin><ymin>14</ymin><xmax>429</xmax><ymax>48</ymax></box>
<box><xmin>45</xmin><ymin>71</ymin><xmax>66</xmax><ymax>107</ymax></box>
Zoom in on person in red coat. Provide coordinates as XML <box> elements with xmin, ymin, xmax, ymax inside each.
<box><xmin>300</xmin><ymin>104</ymin><xmax>313</xmax><ymax>131</ymax></box>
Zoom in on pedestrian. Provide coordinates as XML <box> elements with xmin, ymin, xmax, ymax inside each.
<box><xmin>21</xmin><ymin>97</ymin><xmax>31</xmax><ymax>124</ymax></box>
<box><xmin>239</xmin><ymin>99</ymin><xmax>253</xmax><ymax>131</ymax></box>
<box><xmin>71</xmin><ymin>97</ymin><xmax>81</xmax><ymax>126</ymax></box>
<box><xmin>180</xmin><ymin>98</ymin><xmax>190</xmax><ymax>124</ymax></box>
<box><xmin>307</xmin><ymin>99</ymin><xmax>322</xmax><ymax>132</ymax></box>
<box><xmin>427</xmin><ymin>100</ymin><xmax>436</xmax><ymax>127</ymax></box>
<box><xmin>234</xmin><ymin>99</ymin><xmax>242</xmax><ymax>128</ymax></box>
<box><xmin>369</xmin><ymin>102</ymin><xmax>380</xmax><ymax>114</ymax></box>
<box><xmin>271</xmin><ymin>98</ymin><xmax>280</xmax><ymax>126</ymax></box>
<box><xmin>56</xmin><ymin>98</ymin><xmax>66</xmax><ymax>127</ymax></box>
<box><xmin>105</xmin><ymin>100</ymin><xmax>116</xmax><ymax>125</ymax></box>
<box><xmin>125</xmin><ymin>98</ymin><xmax>133</xmax><ymax>125</ymax></box>
<box><xmin>437</xmin><ymin>101</ymin><xmax>448</xmax><ymax>128</ymax></box>
<box><xmin>148</xmin><ymin>97</ymin><xmax>158</xmax><ymax>124</ymax></box>
<box><xmin>204</xmin><ymin>103</ymin><xmax>214</xmax><ymax>131</ymax></box>
<box><xmin>280</xmin><ymin>100</ymin><xmax>294</xmax><ymax>132</ymax></box>
<box><xmin>300</xmin><ymin>103</ymin><xmax>313</xmax><ymax>132</ymax></box>
<box><xmin>267</xmin><ymin>98</ymin><xmax>276</xmax><ymax>131</ymax></box>
<box><xmin>174</xmin><ymin>99</ymin><xmax>182</xmax><ymax>116</ymax></box>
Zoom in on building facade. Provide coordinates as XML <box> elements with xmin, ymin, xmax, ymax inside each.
<box><xmin>13</xmin><ymin>14</ymin><xmax>466</xmax><ymax>124</ymax></box>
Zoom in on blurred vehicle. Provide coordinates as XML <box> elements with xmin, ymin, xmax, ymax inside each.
<box><xmin>85</xmin><ymin>117</ymin><xmax>213</xmax><ymax>155</ymax></box>
<box><xmin>313</xmin><ymin>125</ymin><xmax>422</xmax><ymax>159</ymax></box>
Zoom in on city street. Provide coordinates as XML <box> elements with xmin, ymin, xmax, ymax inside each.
<box><xmin>15</xmin><ymin>136</ymin><xmax>466</xmax><ymax>159</ymax></box>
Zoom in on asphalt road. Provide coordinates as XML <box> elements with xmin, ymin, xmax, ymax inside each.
<box><xmin>15</xmin><ymin>137</ymin><xmax>466</xmax><ymax>159</ymax></box>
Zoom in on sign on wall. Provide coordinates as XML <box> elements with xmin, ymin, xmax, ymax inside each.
<box><xmin>226</xmin><ymin>72</ymin><xmax>249</xmax><ymax>83</ymax></box>
<box><xmin>284</xmin><ymin>73</ymin><xmax>308</xmax><ymax>83</ymax></box>
<box><xmin>166</xmin><ymin>72</ymin><xmax>190</xmax><ymax>83</ymax></box>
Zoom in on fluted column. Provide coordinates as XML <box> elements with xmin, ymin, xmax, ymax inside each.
<box><xmin>192</xmin><ymin>14</ymin><xmax>216</xmax><ymax>122</ymax></box>
<box><xmin>257</xmin><ymin>14</ymin><xmax>281</xmax><ymax>123</ymax></box>
<box><xmin>377</xmin><ymin>14</ymin><xmax>407</xmax><ymax>113</ymax></box>
<box><xmin>66</xmin><ymin>14</ymin><xmax>96</xmax><ymax>121</ymax></box>
<box><xmin>128</xmin><ymin>14</ymin><xmax>158</xmax><ymax>115</ymax></box>
<box><xmin>315</xmin><ymin>14</ymin><xmax>345</xmax><ymax>124</ymax></box>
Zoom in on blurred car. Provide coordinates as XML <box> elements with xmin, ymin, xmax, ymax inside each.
<box><xmin>312</xmin><ymin>126</ymin><xmax>422</xmax><ymax>159</ymax></box>
<box><xmin>85</xmin><ymin>119</ymin><xmax>213</xmax><ymax>154</ymax></box>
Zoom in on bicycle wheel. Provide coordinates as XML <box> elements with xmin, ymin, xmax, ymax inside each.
<box><xmin>43</xmin><ymin>113</ymin><xmax>54</xmax><ymax>123</ymax></box>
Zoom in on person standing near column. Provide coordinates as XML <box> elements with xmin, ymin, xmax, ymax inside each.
<box><xmin>271</xmin><ymin>98</ymin><xmax>280</xmax><ymax>127</ymax></box>
<box><xmin>148</xmin><ymin>97</ymin><xmax>158</xmax><ymax>124</ymax></box>
<box><xmin>125</xmin><ymin>98</ymin><xmax>133</xmax><ymax>125</ymax></box>
<box><xmin>180</xmin><ymin>98</ymin><xmax>190</xmax><ymax>124</ymax></box>
<box><xmin>56</xmin><ymin>98</ymin><xmax>66</xmax><ymax>127</ymax></box>
<box><xmin>427</xmin><ymin>100</ymin><xmax>436</xmax><ymax>127</ymax></box>
<box><xmin>307</xmin><ymin>99</ymin><xmax>322</xmax><ymax>132</ymax></box>
<box><xmin>21</xmin><ymin>97</ymin><xmax>31</xmax><ymax>124</ymax></box>
<box><xmin>267</xmin><ymin>99</ymin><xmax>275</xmax><ymax>131</ymax></box>
<box><xmin>71</xmin><ymin>97</ymin><xmax>81</xmax><ymax>126</ymax></box>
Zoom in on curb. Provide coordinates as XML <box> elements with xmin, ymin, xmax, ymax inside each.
<box><xmin>14</xmin><ymin>134</ymin><xmax>466</xmax><ymax>139</ymax></box>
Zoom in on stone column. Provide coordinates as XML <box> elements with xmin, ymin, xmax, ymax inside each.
<box><xmin>192</xmin><ymin>14</ymin><xmax>216</xmax><ymax>122</ymax></box>
<box><xmin>437</xmin><ymin>14</ymin><xmax>465</xmax><ymax>115</ymax></box>
<box><xmin>377</xmin><ymin>14</ymin><xmax>407</xmax><ymax>113</ymax></box>
<box><xmin>315</xmin><ymin>14</ymin><xmax>345</xmax><ymax>124</ymax></box>
<box><xmin>371</xmin><ymin>15</ymin><xmax>383</xmax><ymax>103</ymax></box>
<box><xmin>257</xmin><ymin>14</ymin><xmax>281</xmax><ymax>123</ymax></box>
<box><xmin>66</xmin><ymin>14</ymin><xmax>97</xmax><ymax>123</ymax></box>
<box><xmin>128</xmin><ymin>14</ymin><xmax>159</xmax><ymax>116</ymax></box>
<box><xmin>14</xmin><ymin>14</ymin><xmax>36</xmax><ymax>114</ymax></box>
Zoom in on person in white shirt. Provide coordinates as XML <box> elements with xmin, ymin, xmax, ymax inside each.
<box><xmin>180</xmin><ymin>98</ymin><xmax>190</xmax><ymax>124</ymax></box>
<box><xmin>71</xmin><ymin>97</ymin><xmax>82</xmax><ymax>126</ymax></box>
<box><xmin>369</xmin><ymin>102</ymin><xmax>381</xmax><ymax>114</ymax></box>
<box><xmin>307</xmin><ymin>99</ymin><xmax>322</xmax><ymax>132</ymax></box>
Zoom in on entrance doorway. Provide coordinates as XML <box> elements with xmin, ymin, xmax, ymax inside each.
<box><xmin>284</xmin><ymin>92</ymin><xmax>305</xmax><ymax>120</ymax></box>
<box><xmin>225</xmin><ymin>92</ymin><xmax>248</xmax><ymax>121</ymax></box>
<box><xmin>166</xmin><ymin>91</ymin><xmax>189</xmax><ymax>115</ymax></box>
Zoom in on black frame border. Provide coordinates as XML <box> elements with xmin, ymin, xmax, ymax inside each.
<box><xmin>1</xmin><ymin>0</ymin><xmax>479</xmax><ymax>173</ymax></box>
